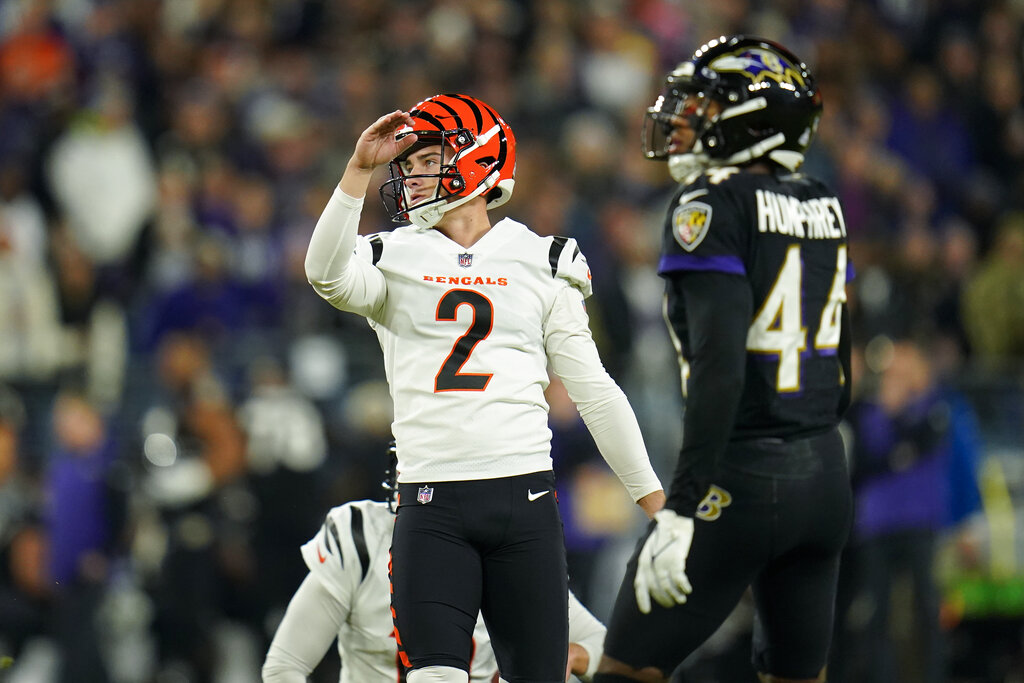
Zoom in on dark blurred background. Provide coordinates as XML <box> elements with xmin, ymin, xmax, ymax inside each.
<box><xmin>0</xmin><ymin>0</ymin><xmax>1022</xmax><ymax>681</ymax></box>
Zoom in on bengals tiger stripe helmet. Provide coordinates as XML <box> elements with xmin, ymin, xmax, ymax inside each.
<box><xmin>379</xmin><ymin>94</ymin><xmax>516</xmax><ymax>228</ymax></box>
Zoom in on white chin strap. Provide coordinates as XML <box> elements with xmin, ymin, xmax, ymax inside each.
<box><xmin>406</xmin><ymin>199</ymin><xmax>447</xmax><ymax>229</ymax></box>
<box><xmin>405</xmin><ymin>171</ymin><xmax>498</xmax><ymax>228</ymax></box>
<box><xmin>768</xmin><ymin>149</ymin><xmax>805</xmax><ymax>171</ymax></box>
<box><xmin>668</xmin><ymin>132</ymin><xmax>802</xmax><ymax>184</ymax></box>
<box><xmin>668</xmin><ymin>152</ymin><xmax>709</xmax><ymax>184</ymax></box>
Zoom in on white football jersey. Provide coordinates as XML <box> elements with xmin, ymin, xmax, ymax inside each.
<box><xmin>354</xmin><ymin>218</ymin><xmax>593</xmax><ymax>483</ymax></box>
<box><xmin>306</xmin><ymin>190</ymin><xmax>662</xmax><ymax>502</ymax></box>
<box><xmin>301</xmin><ymin>500</ymin><xmax>606</xmax><ymax>682</ymax></box>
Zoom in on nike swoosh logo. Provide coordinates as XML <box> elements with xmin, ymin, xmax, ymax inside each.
<box><xmin>527</xmin><ymin>489</ymin><xmax>550</xmax><ymax>502</ymax></box>
<box><xmin>317</xmin><ymin>545</ymin><xmax>327</xmax><ymax>563</ymax></box>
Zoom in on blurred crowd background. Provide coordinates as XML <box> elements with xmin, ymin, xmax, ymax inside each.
<box><xmin>1</xmin><ymin>0</ymin><xmax>1024</xmax><ymax>681</ymax></box>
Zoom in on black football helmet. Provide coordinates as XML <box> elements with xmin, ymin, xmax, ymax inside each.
<box><xmin>642</xmin><ymin>35</ymin><xmax>822</xmax><ymax>181</ymax></box>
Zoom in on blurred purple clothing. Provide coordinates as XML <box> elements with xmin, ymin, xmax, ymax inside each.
<box><xmin>136</xmin><ymin>278</ymin><xmax>282</xmax><ymax>352</ymax></box>
<box><xmin>852</xmin><ymin>395</ymin><xmax>951</xmax><ymax>539</ymax></box>
<box><xmin>46</xmin><ymin>440</ymin><xmax>115</xmax><ymax>585</ymax></box>
<box><xmin>885</xmin><ymin>99</ymin><xmax>973</xmax><ymax>218</ymax></box>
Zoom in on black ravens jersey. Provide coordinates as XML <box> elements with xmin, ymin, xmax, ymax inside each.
<box><xmin>660</xmin><ymin>166</ymin><xmax>850</xmax><ymax>440</ymax></box>
<box><xmin>598</xmin><ymin>36</ymin><xmax>852</xmax><ymax>683</ymax></box>
<box><xmin>597</xmin><ymin>165</ymin><xmax>854</xmax><ymax>678</ymax></box>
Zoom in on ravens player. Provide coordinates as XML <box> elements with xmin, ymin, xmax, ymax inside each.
<box><xmin>593</xmin><ymin>36</ymin><xmax>853</xmax><ymax>683</ymax></box>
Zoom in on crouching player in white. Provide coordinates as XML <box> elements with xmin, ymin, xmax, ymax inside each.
<box><xmin>262</xmin><ymin>470</ymin><xmax>607</xmax><ymax>681</ymax></box>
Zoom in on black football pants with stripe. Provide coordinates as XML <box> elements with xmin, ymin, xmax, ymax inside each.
<box><xmin>600</xmin><ymin>427</ymin><xmax>852</xmax><ymax>680</ymax></box>
<box><xmin>391</xmin><ymin>470</ymin><xmax>568</xmax><ymax>682</ymax></box>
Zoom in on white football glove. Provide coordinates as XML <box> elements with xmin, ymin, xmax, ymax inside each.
<box><xmin>634</xmin><ymin>509</ymin><xmax>694</xmax><ymax>614</ymax></box>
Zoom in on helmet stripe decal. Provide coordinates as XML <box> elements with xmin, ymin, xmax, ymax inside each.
<box><xmin>433</xmin><ymin>98</ymin><xmax>465</xmax><ymax>130</ymax></box>
<box><xmin>449</xmin><ymin>93</ymin><xmax>484</xmax><ymax>131</ymax></box>
<box><xmin>719</xmin><ymin>96</ymin><xmax>767</xmax><ymax>120</ymax></box>
<box><xmin>477</xmin><ymin>101</ymin><xmax>509</xmax><ymax>169</ymax></box>
<box><xmin>452</xmin><ymin>94</ymin><xmax>507</xmax><ymax>169</ymax></box>
<box><xmin>409</xmin><ymin>108</ymin><xmax>446</xmax><ymax>131</ymax></box>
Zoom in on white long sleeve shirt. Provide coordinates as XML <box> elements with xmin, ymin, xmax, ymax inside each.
<box><xmin>262</xmin><ymin>500</ymin><xmax>608</xmax><ymax>682</ymax></box>
<box><xmin>305</xmin><ymin>188</ymin><xmax>661</xmax><ymax>500</ymax></box>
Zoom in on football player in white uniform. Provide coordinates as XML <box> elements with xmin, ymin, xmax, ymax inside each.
<box><xmin>262</xmin><ymin>496</ymin><xmax>607</xmax><ymax>682</ymax></box>
<box><xmin>303</xmin><ymin>94</ymin><xmax>664</xmax><ymax>683</ymax></box>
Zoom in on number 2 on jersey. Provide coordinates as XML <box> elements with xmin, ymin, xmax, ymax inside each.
<box><xmin>434</xmin><ymin>289</ymin><xmax>494</xmax><ymax>392</ymax></box>
<box><xmin>746</xmin><ymin>245</ymin><xmax>847</xmax><ymax>392</ymax></box>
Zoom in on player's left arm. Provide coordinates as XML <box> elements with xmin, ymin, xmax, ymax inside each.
<box><xmin>630</xmin><ymin>269</ymin><xmax>750</xmax><ymax>613</ymax></box>
<box><xmin>663</xmin><ymin>269</ymin><xmax>751</xmax><ymax>516</ymax></box>
<box><xmin>544</xmin><ymin>283</ymin><xmax>664</xmax><ymax>514</ymax></box>
<box><xmin>262</xmin><ymin>574</ymin><xmax>346</xmax><ymax>682</ymax></box>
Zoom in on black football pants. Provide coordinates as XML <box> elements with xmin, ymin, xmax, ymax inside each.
<box><xmin>601</xmin><ymin>427</ymin><xmax>852</xmax><ymax>679</ymax></box>
<box><xmin>391</xmin><ymin>470</ymin><xmax>568</xmax><ymax>682</ymax></box>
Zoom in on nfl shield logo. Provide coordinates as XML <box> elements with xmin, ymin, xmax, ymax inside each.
<box><xmin>458</xmin><ymin>253</ymin><xmax>473</xmax><ymax>267</ymax></box>
<box><xmin>417</xmin><ymin>485</ymin><xmax>434</xmax><ymax>504</ymax></box>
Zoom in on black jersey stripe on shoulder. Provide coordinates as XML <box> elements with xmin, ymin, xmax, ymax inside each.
<box><xmin>548</xmin><ymin>236</ymin><xmax>570</xmax><ymax>277</ymax></box>
<box><xmin>349</xmin><ymin>506</ymin><xmax>371</xmax><ymax>582</ymax></box>
<box><xmin>325</xmin><ymin>517</ymin><xmax>344</xmax><ymax>568</ymax></box>
<box><xmin>369</xmin><ymin>234</ymin><xmax>383</xmax><ymax>265</ymax></box>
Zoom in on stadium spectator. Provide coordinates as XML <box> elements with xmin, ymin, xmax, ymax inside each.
<box><xmin>840</xmin><ymin>338</ymin><xmax>968</xmax><ymax>682</ymax></box>
<box><xmin>46</xmin><ymin>388</ymin><xmax>125</xmax><ymax>683</ymax></box>
<box><xmin>962</xmin><ymin>212</ymin><xmax>1024</xmax><ymax>363</ymax></box>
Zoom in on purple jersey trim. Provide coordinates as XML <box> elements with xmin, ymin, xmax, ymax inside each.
<box><xmin>658</xmin><ymin>253</ymin><xmax>746</xmax><ymax>275</ymax></box>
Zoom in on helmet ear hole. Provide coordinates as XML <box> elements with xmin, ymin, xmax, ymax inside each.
<box><xmin>441</xmin><ymin>168</ymin><xmax>465</xmax><ymax>193</ymax></box>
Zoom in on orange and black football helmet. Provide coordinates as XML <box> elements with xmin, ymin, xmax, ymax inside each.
<box><xmin>380</xmin><ymin>93</ymin><xmax>516</xmax><ymax>228</ymax></box>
